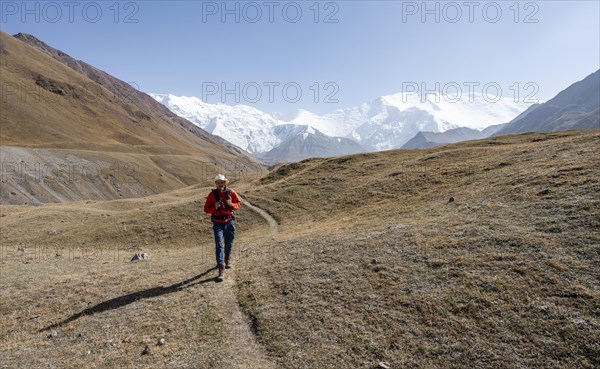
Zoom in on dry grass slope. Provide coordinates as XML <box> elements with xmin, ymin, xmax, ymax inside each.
<box><xmin>0</xmin><ymin>184</ymin><xmax>273</xmax><ymax>368</ymax></box>
<box><xmin>0</xmin><ymin>31</ymin><xmax>262</xmax><ymax>204</ymax></box>
<box><xmin>1</xmin><ymin>130</ymin><xmax>598</xmax><ymax>368</ymax></box>
<box><xmin>237</xmin><ymin>130</ymin><xmax>599</xmax><ymax>368</ymax></box>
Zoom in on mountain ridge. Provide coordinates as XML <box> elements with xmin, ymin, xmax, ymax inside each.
<box><xmin>11</xmin><ymin>33</ymin><xmax>251</xmax><ymax>158</ymax></box>
<box><xmin>153</xmin><ymin>91</ymin><xmax>529</xmax><ymax>161</ymax></box>
<box><xmin>401</xmin><ymin>127</ymin><xmax>487</xmax><ymax>149</ymax></box>
<box><xmin>494</xmin><ymin>70</ymin><xmax>599</xmax><ymax>136</ymax></box>
<box><xmin>0</xmin><ymin>32</ymin><xmax>261</xmax><ymax>204</ymax></box>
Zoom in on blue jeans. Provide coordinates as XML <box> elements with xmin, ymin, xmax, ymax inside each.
<box><xmin>213</xmin><ymin>220</ymin><xmax>235</xmax><ymax>267</ymax></box>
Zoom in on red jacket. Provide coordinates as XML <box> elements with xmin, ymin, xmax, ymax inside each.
<box><xmin>204</xmin><ymin>188</ymin><xmax>242</xmax><ymax>223</ymax></box>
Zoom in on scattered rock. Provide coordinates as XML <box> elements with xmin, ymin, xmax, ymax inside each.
<box><xmin>130</xmin><ymin>253</ymin><xmax>149</xmax><ymax>262</ymax></box>
<box><xmin>34</xmin><ymin>75</ymin><xmax>78</xmax><ymax>97</ymax></box>
<box><xmin>48</xmin><ymin>329</ymin><xmax>58</xmax><ymax>339</ymax></box>
<box><xmin>448</xmin><ymin>196</ymin><xmax>455</xmax><ymax>203</ymax></box>
<box><xmin>371</xmin><ymin>259</ymin><xmax>378</xmax><ymax>265</ymax></box>
<box><xmin>17</xmin><ymin>247</ymin><xmax>25</xmax><ymax>252</ymax></box>
<box><xmin>388</xmin><ymin>223</ymin><xmax>408</xmax><ymax>230</ymax></box>
<box><xmin>379</xmin><ymin>362</ymin><xmax>390</xmax><ymax>369</ymax></box>
<box><xmin>537</xmin><ymin>189</ymin><xmax>551</xmax><ymax>196</ymax></box>
<box><xmin>48</xmin><ymin>229</ymin><xmax>57</xmax><ymax>235</ymax></box>
<box><xmin>142</xmin><ymin>345</ymin><xmax>151</xmax><ymax>355</ymax></box>
<box><xmin>157</xmin><ymin>338</ymin><xmax>165</xmax><ymax>346</ymax></box>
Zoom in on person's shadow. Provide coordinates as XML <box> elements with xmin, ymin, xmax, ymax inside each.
<box><xmin>40</xmin><ymin>267</ymin><xmax>217</xmax><ymax>332</ymax></box>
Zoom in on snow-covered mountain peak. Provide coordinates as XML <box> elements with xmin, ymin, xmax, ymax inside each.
<box><xmin>305</xmin><ymin>125</ymin><xmax>317</xmax><ymax>135</ymax></box>
<box><xmin>373</xmin><ymin>92</ymin><xmax>529</xmax><ymax>131</ymax></box>
<box><xmin>149</xmin><ymin>93</ymin><xmax>281</xmax><ymax>153</ymax></box>
<box><xmin>151</xmin><ymin>89</ymin><xmax>530</xmax><ymax>159</ymax></box>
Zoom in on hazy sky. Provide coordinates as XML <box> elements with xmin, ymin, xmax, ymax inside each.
<box><xmin>1</xmin><ymin>1</ymin><xmax>599</xmax><ymax>115</ymax></box>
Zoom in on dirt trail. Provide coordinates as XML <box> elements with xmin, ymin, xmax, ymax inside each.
<box><xmin>201</xmin><ymin>197</ymin><xmax>279</xmax><ymax>368</ymax></box>
<box><xmin>241</xmin><ymin>197</ymin><xmax>278</xmax><ymax>234</ymax></box>
<box><xmin>0</xmin><ymin>195</ymin><xmax>280</xmax><ymax>368</ymax></box>
<box><xmin>210</xmin><ymin>272</ymin><xmax>276</xmax><ymax>369</ymax></box>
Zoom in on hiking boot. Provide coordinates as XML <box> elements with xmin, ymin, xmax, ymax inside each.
<box><xmin>216</xmin><ymin>265</ymin><xmax>225</xmax><ymax>281</ymax></box>
<box><xmin>225</xmin><ymin>256</ymin><xmax>233</xmax><ymax>269</ymax></box>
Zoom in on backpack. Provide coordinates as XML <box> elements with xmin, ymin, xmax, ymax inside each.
<box><xmin>212</xmin><ymin>187</ymin><xmax>231</xmax><ymax>204</ymax></box>
<box><xmin>211</xmin><ymin>187</ymin><xmax>234</xmax><ymax>221</ymax></box>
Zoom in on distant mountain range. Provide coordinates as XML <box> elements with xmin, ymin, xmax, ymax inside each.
<box><xmin>401</xmin><ymin>107</ymin><xmax>541</xmax><ymax>149</ymax></box>
<box><xmin>401</xmin><ymin>70</ymin><xmax>599</xmax><ymax>150</ymax></box>
<box><xmin>260</xmin><ymin>125</ymin><xmax>364</xmax><ymax>163</ymax></box>
<box><xmin>493</xmin><ymin>70</ymin><xmax>599</xmax><ymax>136</ymax></box>
<box><xmin>401</xmin><ymin>127</ymin><xmax>492</xmax><ymax>150</ymax></box>
<box><xmin>154</xmin><ymin>69</ymin><xmax>598</xmax><ymax>159</ymax></box>
<box><xmin>152</xmin><ymin>91</ymin><xmax>529</xmax><ymax>161</ymax></box>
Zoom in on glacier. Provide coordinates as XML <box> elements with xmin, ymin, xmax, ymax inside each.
<box><xmin>150</xmin><ymin>91</ymin><xmax>531</xmax><ymax>160</ymax></box>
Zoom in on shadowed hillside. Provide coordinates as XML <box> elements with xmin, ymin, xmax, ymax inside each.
<box><xmin>494</xmin><ymin>70</ymin><xmax>599</xmax><ymax>135</ymax></box>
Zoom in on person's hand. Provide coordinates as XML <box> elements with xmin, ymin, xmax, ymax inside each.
<box><xmin>215</xmin><ymin>202</ymin><xmax>221</xmax><ymax>209</ymax></box>
<box><xmin>225</xmin><ymin>200</ymin><xmax>233</xmax><ymax>207</ymax></box>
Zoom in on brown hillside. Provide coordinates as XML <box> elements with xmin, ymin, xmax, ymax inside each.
<box><xmin>0</xmin><ymin>32</ymin><xmax>263</xmax><ymax>204</ymax></box>
<box><xmin>237</xmin><ymin>130</ymin><xmax>600</xmax><ymax>368</ymax></box>
<box><xmin>0</xmin><ymin>130</ymin><xmax>597</xmax><ymax>368</ymax></box>
<box><xmin>10</xmin><ymin>32</ymin><xmax>249</xmax><ymax>157</ymax></box>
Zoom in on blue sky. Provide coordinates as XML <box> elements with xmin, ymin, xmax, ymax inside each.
<box><xmin>1</xmin><ymin>1</ymin><xmax>599</xmax><ymax>115</ymax></box>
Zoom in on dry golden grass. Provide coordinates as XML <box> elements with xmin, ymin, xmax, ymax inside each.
<box><xmin>0</xmin><ymin>31</ymin><xmax>236</xmax><ymax>155</ymax></box>
<box><xmin>236</xmin><ymin>130</ymin><xmax>599</xmax><ymax>368</ymax></box>
<box><xmin>0</xmin><ymin>248</ymin><xmax>277</xmax><ymax>369</ymax></box>
<box><xmin>0</xmin><ymin>184</ymin><xmax>274</xmax><ymax>368</ymax></box>
<box><xmin>0</xmin><ymin>31</ymin><xmax>262</xmax><ymax>204</ymax></box>
<box><xmin>1</xmin><ymin>130</ymin><xmax>599</xmax><ymax>368</ymax></box>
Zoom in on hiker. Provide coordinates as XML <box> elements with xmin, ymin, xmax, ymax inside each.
<box><xmin>204</xmin><ymin>174</ymin><xmax>242</xmax><ymax>281</ymax></box>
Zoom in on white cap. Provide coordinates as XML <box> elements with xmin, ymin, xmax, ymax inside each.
<box><xmin>215</xmin><ymin>174</ymin><xmax>227</xmax><ymax>182</ymax></box>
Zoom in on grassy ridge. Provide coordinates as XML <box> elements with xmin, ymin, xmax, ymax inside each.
<box><xmin>1</xmin><ymin>130</ymin><xmax>598</xmax><ymax>368</ymax></box>
<box><xmin>236</xmin><ymin>130</ymin><xmax>600</xmax><ymax>368</ymax></box>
